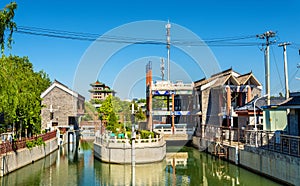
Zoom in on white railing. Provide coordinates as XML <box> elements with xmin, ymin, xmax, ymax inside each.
<box><xmin>153</xmin><ymin>127</ymin><xmax>195</xmax><ymax>135</ymax></box>
<box><xmin>151</xmin><ymin>81</ymin><xmax>193</xmax><ymax>91</ymax></box>
<box><xmin>95</xmin><ymin>133</ymin><xmax>165</xmax><ymax>147</ymax></box>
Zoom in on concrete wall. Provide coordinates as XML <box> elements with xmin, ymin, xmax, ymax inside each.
<box><xmin>289</xmin><ymin>109</ymin><xmax>299</xmax><ymax>136</ymax></box>
<box><xmin>94</xmin><ymin>139</ymin><xmax>166</xmax><ymax>164</ymax></box>
<box><xmin>0</xmin><ymin>137</ymin><xmax>58</xmax><ymax>176</ymax></box>
<box><xmin>192</xmin><ymin>136</ymin><xmax>299</xmax><ymax>185</ymax></box>
<box><xmin>240</xmin><ymin>146</ymin><xmax>300</xmax><ymax>185</ymax></box>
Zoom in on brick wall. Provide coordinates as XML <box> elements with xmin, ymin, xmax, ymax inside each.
<box><xmin>41</xmin><ymin>87</ymin><xmax>84</xmax><ymax>130</ymax></box>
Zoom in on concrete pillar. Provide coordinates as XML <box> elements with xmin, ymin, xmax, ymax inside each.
<box><xmin>146</xmin><ymin>68</ymin><xmax>153</xmax><ymax>131</ymax></box>
<box><xmin>226</xmin><ymin>86</ymin><xmax>231</xmax><ymax>127</ymax></box>
<box><xmin>172</xmin><ymin>93</ymin><xmax>175</xmax><ymax>134</ymax></box>
<box><xmin>148</xmin><ymin>90</ymin><xmax>152</xmax><ymax>130</ymax></box>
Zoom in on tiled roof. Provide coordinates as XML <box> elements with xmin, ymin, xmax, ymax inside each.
<box><xmin>41</xmin><ymin>80</ymin><xmax>85</xmax><ymax>99</ymax></box>
<box><xmin>279</xmin><ymin>93</ymin><xmax>300</xmax><ymax>108</ymax></box>
<box><xmin>194</xmin><ymin>68</ymin><xmax>260</xmax><ymax>89</ymax></box>
<box><xmin>235</xmin><ymin>96</ymin><xmax>286</xmax><ymax>111</ymax></box>
<box><xmin>90</xmin><ymin>80</ymin><xmax>104</xmax><ymax>86</ymax></box>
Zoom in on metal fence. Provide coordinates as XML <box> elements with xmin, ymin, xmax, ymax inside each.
<box><xmin>199</xmin><ymin>124</ymin><xmax>300</xmax><ymax>158</ymax></box>
<box><xmin>244</xmin><ymin>130</ymin><xmax>300</xmax><ymax>157</ymax></box>
<box><xmin>0</xmin><ymin>130</ymin><xmax>57</xmax><ymax>154</ymax></box>
<box><xmin>201</xmin><ymin>125</ymin><xmax>245</xmax><ymax>145</ymax></box>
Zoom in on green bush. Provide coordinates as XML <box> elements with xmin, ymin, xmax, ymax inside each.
<box><xmin>25</xmin><ymin>137</ymin><xmax>45</xmax><ymax>149</ymax></box>
<box><xmin>36</xmin><ymin>137</ymin><xmax>45</xmax><ymax>146</ymax></box>
<box><xmin>26</xmin><ymin>140</ymin><xmax>35</xmax><ymax>149</ymax></box>
<box><xmin>126</xmin><ymin>131</ymin><xmax>131</xmax><ymax>139</ymax></box>
<box><xmin>140</xmin><ymin>130</ymin><xmax>154</xmax><ymax>139</ymax></box>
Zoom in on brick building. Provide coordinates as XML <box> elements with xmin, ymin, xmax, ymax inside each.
<box><xmin>41</xmin><ymin>80</ymin><xmax>85</xmax><ymax>132</ymax></box>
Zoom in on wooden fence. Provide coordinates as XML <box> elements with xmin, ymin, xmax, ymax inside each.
<box><xmin>0</xmin><ymin>130</ymin><xmax>57</xmax><ymax>154</ymax></box>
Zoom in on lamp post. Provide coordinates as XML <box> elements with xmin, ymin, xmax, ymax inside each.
<box><xmin>253</xmin><ymin>94</ymin><xmax>268</xmax><ymax>147</ymax></box>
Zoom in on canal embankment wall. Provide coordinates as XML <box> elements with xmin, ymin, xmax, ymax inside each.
<box><xmin>94</xmin><ymin>135</ymin><xmax>166</xmax><ymax>164</ymax></box>
<box><xmin>192</xmin><ymin>136</ymin><xmax>299</xmax><ymax>185</ymax></box>
<box><xmin>0</xmin><ymin>137</ymin><xmax>58</xmax><ymax>177</ymax></box>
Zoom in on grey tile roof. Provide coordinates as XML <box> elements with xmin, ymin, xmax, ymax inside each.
<box><xmin>235</xmin><ymin>96</ymin><xmax>286</xmax><ymax>111</ymax></box>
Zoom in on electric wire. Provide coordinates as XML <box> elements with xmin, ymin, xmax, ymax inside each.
<box><xmin>270</xmin><ymin>45</ymin><xmax>284</xmax><ymax>92</ymax></box>
<box><xmin>15</xmin><ymin>25</ymin><xmax>264</xmax><ymax>47</ymax></box>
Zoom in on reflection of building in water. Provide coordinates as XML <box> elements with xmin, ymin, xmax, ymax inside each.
<box><xmin>190</xmin><ymin>151</ymin><xmax>241</xmax><ymax>185</ymax></box>
<box><xmin>166</xmin><ymin>152</ymin><xmax>188</xmax><ymax>167</ymax></box>
<box><xmin>94</xmin><ymin>161</ymin><xmax>166</xmax><ymax>186</ymax></box>
<box><xmin>165</xmin><ymin>152</ymin><xmax>190</xmax><ymax>186</ymax></box>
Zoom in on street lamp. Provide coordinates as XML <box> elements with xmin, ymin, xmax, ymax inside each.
<box><xmin>253</xmin><ymin>94</ymin><xmax>268</xmax><ymax>147</ymax></box>
<box><xmin>253</xmin><ymin>94</ymin><xmax>268</xmax><ymax>131</ymax></box>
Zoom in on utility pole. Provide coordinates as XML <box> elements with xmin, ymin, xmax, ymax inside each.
<box><xmin>278</xmin><ymin>42</ymin><xmax>291</xmax><ymax>99</ymax></box>
<box><xmin>166</xmin><ymin>20</ymin><xmax>171</xmax><ymax>81</ymax></box>
<box><xmin>257</xmin><ymin>31</ymin><xmax>276</xmax><ymax>105</ymax></box>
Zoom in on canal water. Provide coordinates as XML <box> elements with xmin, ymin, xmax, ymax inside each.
<box><xmin>0</xmin><ymin>140</ymin><xmax>281</xmax><ymax>186</ymax></box>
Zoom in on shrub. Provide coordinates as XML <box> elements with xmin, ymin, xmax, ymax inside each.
<box><xmin>140</xmin><ymin>130</ymin><xmax>154</xmax><ymax>139</ymax></box>
<box><xmin>36</xmin><ymin>137</ymin><xmax>45</xmax><ymax>146</ymax></box>
<box><xmin>26</xmin><ymin>141</ymin><xmax>35</xmax><ymax>149</ymax></box>
<box><xmin>25</xmin><ymin>137</ymin><xmax>45</xmax><ymax>149</ymax></box>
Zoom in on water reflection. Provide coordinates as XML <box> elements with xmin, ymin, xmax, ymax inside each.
<box><xmin>0</xmin><ymin>148</ymin><xmax>57</xmax><ymax>186</ymax></box>
<box><xmin>168</xmin><ymin>146</ymin><xmax>281</xmax><ymax>186</ymax></box>
<box><xmin>0</xmin><ymin>141</ymin><xmax>281</xmax><ymax>186</ymax></box>
<box><xmin>94</xmin><ymin>161</ymin><xmax>166</xmax><ymax>185</ymax></box>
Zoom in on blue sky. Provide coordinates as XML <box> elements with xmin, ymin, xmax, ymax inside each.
<box><xmin>1</xmin><ymin>0</ymin><xmax>300</xmax><ymax>99</ymax></box>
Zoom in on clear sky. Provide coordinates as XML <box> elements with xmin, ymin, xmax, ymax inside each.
<box><xmin>1</xmin><ymin>0</ymin><xmax>300</xmax><ymax>100</ymax></box>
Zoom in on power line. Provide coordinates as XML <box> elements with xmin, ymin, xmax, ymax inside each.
<box><xmin>15</xmin><ymin>25</ymin><xmax>263</xmax><ymax>47</ymax></box>
<box><xmin>270</xmin><ymin>45</ymin><xmax>284</xmax><ymax>91</ymax></box>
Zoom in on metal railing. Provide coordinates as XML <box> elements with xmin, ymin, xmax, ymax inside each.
<box><xmin>244</xmin><ymin>130</ymin><xmax>300</xmax><ymax>157</ymax></box>
<box><xmin>0</xmin><ymin>130</ymin><xmax>57</xmax><ymax>154</ymax></box>
<box><xmin>198</xmin><ymin>124</ymin><xmax>300</xmax><ymax>157</ymax></box>
<box><xmin>200</xmin><ymin>125</ymin><xmax>245</xmax><ymax>145</ymax></box>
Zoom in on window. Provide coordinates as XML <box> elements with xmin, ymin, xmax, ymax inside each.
<box><xmin>50</xmin><ymin>112</ymin><xmax>54</xmax><ymax>120</ymax></box>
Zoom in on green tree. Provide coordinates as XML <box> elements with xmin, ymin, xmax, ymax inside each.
<box><xmin>135</xmin><ymin>107</ymin><xmax>146</xmax><ymax>122</ymax></box>
<box><xmin>0</xmin><ymin>2</ymin><xmax>17</xmax><ymax>54</ymax></box>
<box><xmin>0</xmin><ymin>55</ymin><xmax>51</xmax><ymax>137</ymax></box>
<box><xmin>98</xmin><ymin>95</ymin><xmax>119</xmax><ymax>132</ymax></box>
<box><xmin>0</xmin><ymin>2</ymin><xmax>51</xmax><ymax>137</ymax></box>
<box><xmin>137</xmin><ymin>98</ymin><xmax>146</xmax><ymax>103</ymax></box>
<box><xmin>82</xmin><ymin>101</ymin><xmax>97</xmax><ymax>121</ymax></box>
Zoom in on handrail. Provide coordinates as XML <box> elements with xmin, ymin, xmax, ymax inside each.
<box><xmin>197</xmin><ymin>124</ymin><xmax>300</xmax><ymax>157</ymax></box>
<box><xmin>0</xmin><ymin>130</ymin><xmax>57</xmax><ymax>154</ymax></box>
<box><xmin>95</xmin><ymin>133</ymin><xmax>165</xmax><ymax>147</ymax></box>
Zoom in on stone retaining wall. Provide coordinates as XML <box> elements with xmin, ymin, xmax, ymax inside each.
<box><xmin>94</xmin><ymin>136</ymin><xmax>166</xmax><ymax>164</ymax></box>
<box><xmin>0</xmin><ymin>137</ymin><xmax>58</xmax><ymax>177</ymax></box>
<box><xmin>192</xmin><ymin>136</ymin><xmax>300</xmax><ymax>185</ymax></box>
<box><xmin>240</xmin><ymin>146</ymin><xmax>300</xmax><ymax>185</ymax></box>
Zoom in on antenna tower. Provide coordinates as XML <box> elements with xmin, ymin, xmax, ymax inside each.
<box><xmin>160</xmin><ymin>58</ymin><xmax>165</xmax><ymax>80</ymax></box>
<box><xmin>166</xmin><ymin>21</ymin><xmax>171</xmax><ymax>81</ymax></box>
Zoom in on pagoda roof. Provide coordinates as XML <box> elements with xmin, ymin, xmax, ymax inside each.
<box><xmin>90</xmin><ymin>80</ymin><xmax>104</xmax><ymax>86</ymax></box>
<box><xmin>194</xmin><ymin>68</ymin><xmax>261</xmax><ymax>89</ymax></box>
